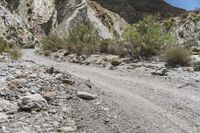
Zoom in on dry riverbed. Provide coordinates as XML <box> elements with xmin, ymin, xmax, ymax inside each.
<box><xmin>0</xmin><ymin>53</ymin><xmax>129</xmax><ymax>133</ymax></box>
<box><xmin>1</xmin><ymin>49</ymin><xmax>200</xmax><ymax>133</ymax></box>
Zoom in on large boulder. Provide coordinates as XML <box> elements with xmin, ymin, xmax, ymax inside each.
<box><xmin>17</xmin><ymin>94</ymin><xmax>48</xmax><ymax>112</ymax></box>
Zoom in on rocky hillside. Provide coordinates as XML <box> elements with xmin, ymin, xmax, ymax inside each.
<box><xmin>93</xmin><ymin>0</ymin><xmax>185</xmax><ymax>23</ymax></box>
<box><xmin>173</xmin><ymin>11</ymin><xmax>200</xmax><ymax>48</ymax></box>
<box><xmin>0</xmin><ymin>0</ymin><xmax>126</xmax><ymax>47</ymax></box>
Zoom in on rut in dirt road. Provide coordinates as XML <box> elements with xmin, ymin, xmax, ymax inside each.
<box><xmin>23</xmin><ymin>49</ymin><xmax>200</xmax><ymax>133</ymax></box>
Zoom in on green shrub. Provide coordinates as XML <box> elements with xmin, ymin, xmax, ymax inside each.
<box><xmin>181</xmin><ymin>13</ymin><xmax>188</xmax><ymax>19</ymax></box>
<box><xmin>42</xmin><ymin>35</ymin><xmax>63</xmax><ymax>52</ymax></box>
<box><xmin>0</xmin><ymin>37</ymin><xmax>22</xmax><ymax>59</ymax></box>
<box><xmin>8</xmin><ymin>47</ymin><xmax>22</xmax><ymax>60</ymax></box>
<box><xmin>41</xmin><ymin>22</ymin><xmax>101</xmax><ymax>55</ymax></box>
<box><xmin>164</xmin><ymin>46</ymin><xmax>191</xmax><ymax>67</ymax></box>
<box><xmin>193</xmin><ymin>61</ymin><xmax>200</xmax><ymax>71</ymax></box>
<box><xmin>66</xmin><ymin>22</ymin><xmax>101</xmax><ymax>55</ymax></box>
<box><xmin>67</xmin><ymin>21</ymin><xmax>100</xmax><ymax>44</ymax></box>
<box><xmin>98</xmin><ymin>39</ymin><xmax>110</xmax><ymax>53</ymax></box>
<box><xmin>0</xmin><ymin>37</ymin><xmax>8</xmax><ymax>53</ymax></box>
<box><xmin>123</xmin><ymin>15</ymin><xmax>174</xmax><ymax>58</ymax></box>
<box><xmin>164</xmin><ymin>18</ymin><xmax>175</xmax><ymax>30</ymax></box>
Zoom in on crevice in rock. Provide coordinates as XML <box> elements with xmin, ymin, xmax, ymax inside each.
<box><xmin>5</xmin><ymin>0</ymin><xmax>20</xmax><ymax>10</ymax></box>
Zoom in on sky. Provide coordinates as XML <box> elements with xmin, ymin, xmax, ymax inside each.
<box><xmin>165</xmin><ymin>0</ymin><xmax>200</xmax><ymax>10</ymax></box>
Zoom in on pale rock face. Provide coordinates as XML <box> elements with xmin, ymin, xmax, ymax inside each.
<box><xmin>174</xmin><ymin>18</ymin><xmax>200</xmax><ymax>46</ymax></box>
<box><xmin>0</xmin><ymin>3</ymin><xmax>36</xmax><ymax>47</ymax></box>
<box><xmin>0</xmin><ymin>0</ymin><xmax>126</xmax><ymax>47</ymax></box>
<box><xmin>87</xmin><ymin>0</ymin><xmax>127</xmax><ymax>39</ymax></box>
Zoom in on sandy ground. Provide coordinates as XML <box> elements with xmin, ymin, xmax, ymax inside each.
<box><xmin>23</xmin><ymin>49</ymin><xmax>200</xmax><ymax>133</ymax></box>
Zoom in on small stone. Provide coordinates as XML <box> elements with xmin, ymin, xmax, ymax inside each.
<box><xmin>151</xmin><ymin>68</ymin><xmax>168</xmax><ymax>76</ymax></box>
<box><xmin>7</xmin><ymin>84</ymin><xmax>18</xmax><ymax>91</ymax></box>
<box><xmin>111</xmin><ymin>60</ymin><xmax>121</xmax><ymax>66</ymax></box>
<box><xmin>76</xmin><ymin>91</ymin><xmax>97</xmax><ymax>100</ymax></box>
<box><xmin>10</xmin><ymin>79</ymin><xmax>23</xmax><ymax>88</ymax></box>
<box><xmin>8</xmin><ymin>64</ymin><xmax>15</xmax><ymax>68</ymax></box>
<box><xmin>54</xmin><ymin>54</ymin><xmax>59</xmax><ymax>59</ymax></box>
<box><xmin>58</xmin><ymin>126</ymin><xmax>77</xmax><ymax>132</ymax></box>
<box><xmin>0</xmin><ymin>113</ymin><xmax>8</xmax><ymax>123</ymax></box>
<box><xmin>85</xmin><ymin>80</ymin><xmax>92</xmax><ymax>89</ymax></box>
<box><xmin>18</xmin><ymin>94</ymin><xmax>48</xmax><ymax>112</ymax></box>
<box><xmin>48</xmin><ymin>109</ymin><xmax>57</xmax><ymax>114</ymax></box>
<box><xmin>46</xmin><ymin>67</ymin><xmax>54</xmax><ymax>74</ymax></box>
<box><xmin>55</xmin><ymin>73</ymin><xmax>63</xmax><ymax>80</ymax></box>
<box><xmin>43</xmin><ymin>92</ymin><xmax>56</xmax><ymax>101</ymax></box>
<box><xmin>14</xmin><ymin>70</ymin><xmax>23</xmax><ymax>78</ymax></box>
<box><xmin>63</xmin><ymin>79</ymin><xmax>75</xmax><ymax>85</ymax></box>
<box><xmin>40</xmin><ymin>84</ymin><xmax>51</xmax><ymax>93</ymax></box>
<box><xmin>106</xmin><ymin>63</ymin><xmax>114</xmax><ymax>70</ymax></box>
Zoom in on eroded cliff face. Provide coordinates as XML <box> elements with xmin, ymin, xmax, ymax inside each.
<box><xmin>0</xmin><ymin>2</ymin><xmax>36</xmax><ymax>47</ymax></box>
<box><xmin>0</xmin><ymin>0</ymin><xmax>127</xmax><ymax>47</ymax></box>
<box><xmin>173</xmin><ymin>12</ymin><xmax>200</xmax><ymax>49</ymax></box>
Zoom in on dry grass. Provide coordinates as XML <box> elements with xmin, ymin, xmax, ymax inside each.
<box><xmin>0</xmin><ymin>37</ymin><xmax>8</xmax><ymax>53</ymax></box>
<box><xmin>164</xmin><ymin>46</ymin><xmax>191</xmax><ymax>67</ymax></box>
<box><xmin>193</xmin><ymin>61</ymin><xmax>200</xmax><ymax>71</ymax></box>
<box><xmin>0</xmin><ymin>37</ymin><xmax>22</xmax><ymax>60</ymax></box>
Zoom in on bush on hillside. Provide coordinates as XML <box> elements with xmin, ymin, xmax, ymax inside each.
<box><xmin>123</xmin><ymin>15</ymin><xmax>174</xmax><ymax>58</ymax></box>
<box><xmin>0</xmin><ymin>37</ymin><xmax>22</xmax><ymax>60</ymax></box>
<box><xmin>193</xmin><ymin>61</ymin><xmax>200</xmax><ymax>71</ymax></box>
<box><xmin>67</xmin><ymin>21</ymin><xmax>100</xmax><ymax>44</ymax></box>
<box><xmin>42</xmin><ymin>35</ymin><xmax>63</xmax><ymax>52</ymax></box>
<box><xmin>164</xmin><ymin>46</ymin><xmax>191</xmax><ymax>67</ymax></box>
<box><xmin>0</xmin><ymin>37</ymin><xmax>8</xmax><ymax>53</ymax></box>
<box><xmin>8</xmin><ymin>47</ymin><xmax>22</xmax><ymax>60</ymax></box>
<box><xmin>164</xmin><ymin>18</ymin><xmax>175</xmax><ymax>30</ymax></box>
<box><xmin>41</xmin><ymin>22</ymin><xmax>101</xmax><ymax>55</ymax></box>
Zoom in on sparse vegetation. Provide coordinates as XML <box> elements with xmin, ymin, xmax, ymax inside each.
<box><xmin>8</xmin><ymin>47</ymin><xmax>22</xmax><ymax>60</ymax></box>
<box><xmin>123</xmin><ymin>15</ymin><xmax>174</xmax><ymax>58</ymax></box>
<box><xmin>0</xmin><ymin>37</ymin><xmax>22</xmax><ymax>60</ymax></box>
<box><xmin>66</xmin><ymin>21</ymin><xmax>101</xmax><ymax>55</ymax></box>
<box><xmin>0</xmin><ymin>37</ymin><xmax>8</xmax><ymax>53</ymax></box>
<box><xmin>67</xmin><ymin>21</ymin><xmax>99</xmax><ymax>44</ymax></box>
<box><xmin>42</xmin><ymin>16</ymin><xmax>175</xmax><ymax>59</ymax></box>
<box><xmin>193</xmin><ymin>61</ymin><xmax>200</xmax><ymax>71</ymax></box>
<box><xmin>41</xmin><ymin>22</ymin><xmax>101</xmax><ymax>55</ymax></box>
<box><xmin>181</xmin><ymin>13</ymin><xmax>188</xmax><ymax>19</ymax></box>
<box><xmin>164</xmin><ymin>18</ymin><xmax>175</xmax><ymax>30</ymax></box>
<box><xmin>42</xmin><ymin>35</ymin><xmax>63</xmax><ymax>52</ymax></box>
<box><xmin>164</xmin><ymin>46</ymin><xmax>191</xmax><ymax>67</ymax></box>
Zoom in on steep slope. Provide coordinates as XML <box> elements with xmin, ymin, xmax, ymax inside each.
<box><xmin>0</xmin><ymin>2</ymin><xmax>37</xmax><ymax>47</ymax></box>
<box><xmin>93</xmin><ymin>0</ymin><xmax>186</xmax><ymax>23</ymax></box>
<box><xmin>0</xmin><ymin>0</ymin><xmax>127</xmax><ymax>47</ymax></box>
<box><xmin>172</xmin><ymin>11</ymin><xmax>200</xmax><ymax>50</ymax></box>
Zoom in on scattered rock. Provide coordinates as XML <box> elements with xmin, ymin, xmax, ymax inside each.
<box><xmin>0</xmin><ymin>113</ymin><xmax>8</xmax><ymax>123</ymax></box>
<box><xmin>106</xmin><ymin>63</ymin><xmax>114</xmax><ymax>70</ymax></box>
<box><xmin>7</xmin><ymin>83</ymin><xmax>18</xmax><ymax>91</ymax></box>
<box><xmin>18</xmin><ymin>94</ymin><xmax>48</xmax><ymax>112</ymax></box>
<box><xmin>46</xmin><ymin>67</ymin><xmax>54</xmax><ymax>74</ymax></box>
<box><xmin>43</xmin><ymin>91</ymin><xmax>56</xmax><ymax>101</ymax></box>
<box><xmin>111</xmin><ymin>60</ymin><xmax>121</xmax><ymax>66</ymax></box>
<box><xmin>151</xmin><ymin>68</ymin><xmax>168</xmax><ymax>76</ymax></box>
<box><xmin>76</xmin><ymin>91</ymin><xmax>97</xmax><ymax>100</ymax></box>
<box><xmin>85</xmin><ymin>80</ymin><xmax>92</xmax><ymax>89</ymax></box>
<box><xmin>63</xmin><ymin>79</ymin><xmax>75</xmax><ymax>85</ymax></box>
<box><xmin>0</xmin><ymin>53</ymin><xmax>117</xmax><ymax>132</ymax></box>
<box><xmin>57</xmin><ymin>126</ymin><xmax>77</xmax><ymax>132</ymax></box>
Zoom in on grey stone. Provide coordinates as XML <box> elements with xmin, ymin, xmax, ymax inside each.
<box><xmin>151</xmin><ymin>68</ymin><xmax>168</xmax><ymax>76</ymax></box>
<box><xmin>76</xmin><ymin>91</ymin><xmax>97</xmax><ymax>100</ymax></box>
<box><xmin>18</xmin><ymin>94</ymin><xmax>48</xmax><ymax>111</ymax></box>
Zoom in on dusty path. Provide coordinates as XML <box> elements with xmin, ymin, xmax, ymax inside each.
<box><xmin>23</xmin><ymin>49</ymin><xmax>200</xmax><ymax>133</ymax></box>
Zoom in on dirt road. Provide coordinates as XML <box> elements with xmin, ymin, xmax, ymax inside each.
<box><xmin>23</xmin><ymin>49</ymin><xmax>200</xmax><ymax>133</ymax></box>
